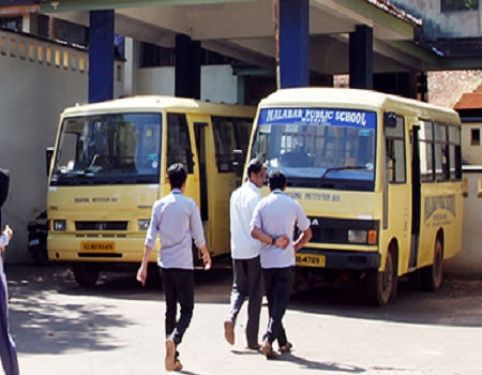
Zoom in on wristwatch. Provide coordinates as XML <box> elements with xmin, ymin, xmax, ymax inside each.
<box><xmin>271</xmin><ymin>237</ymin><xmax>276</xmax><ymax>245</ymax></box>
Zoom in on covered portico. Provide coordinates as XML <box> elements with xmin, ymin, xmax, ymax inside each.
<box><xmin>2</xmin><ymin>0</ymin><xmax>446</xmax><ymax>103</ymax></box>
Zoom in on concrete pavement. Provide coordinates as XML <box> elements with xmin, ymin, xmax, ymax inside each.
<box><xmin>4</xmin><ymin>265</ymin><xmax>482</xmax><ymax>375</ymax></box>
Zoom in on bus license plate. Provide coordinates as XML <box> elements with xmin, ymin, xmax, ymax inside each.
<box><xmin>296</xmin><ymin>254</ymin><xmax>326</xmax><ymax>268</ymax></box>
<box><xmin>81</xmin><ymin>241</ymin><xmax>115</xmax><ymax>252</ymax></box>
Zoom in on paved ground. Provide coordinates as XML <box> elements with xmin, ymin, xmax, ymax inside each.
<box><xmin>3</xmin><ymin>264</ymin><xmax>482</xmax><ymax>375</ymax></box>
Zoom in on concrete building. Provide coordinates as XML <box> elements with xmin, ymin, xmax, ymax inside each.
<box><xmin>0</xmin><ymin>0</ymin><xmax>481</xmax><ymax>264</ymax></box>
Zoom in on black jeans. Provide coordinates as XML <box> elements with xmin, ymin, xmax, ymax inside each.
<box><xmin>229</xmin><ymin>256</ymin><xmax>262</xmax><ymax>346</ymax></box>
<box><xmin>262</xmin><ymin>267</ymin><xmax>294</xmax><ymax>346</ymax></box>
<box><xmin>160</xmin><ymin>268</ymin><xmax>194</xmax><ymax>347</ymax></box>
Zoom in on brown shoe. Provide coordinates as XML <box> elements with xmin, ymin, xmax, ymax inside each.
<box><xmin>165</xmin><ymin>338</ymin><xmax>176</xmax><ymax>371</ymax></box>
<box><xmin>261</xmin><ymin>340</ymin><xmax>277</xmax><ymax>360</ymax></box>
<box><xmin>246</xmin><ymin>343</ymin><xmax>260</xmax><ymax>351</ymax></box>
<box><xmin>279</xmin><ymin>342</ymin><xmax>293</xmax><ymax>353</ymax></box>
<box><xmin>173</xmin><ymin>359</ymin><xmax>183</xmax><ymax>371</ymax></box>
<box><xmin>224</xmin><ymin>320</ymin><xmax>235</xmax><ymax>345</ymax></box>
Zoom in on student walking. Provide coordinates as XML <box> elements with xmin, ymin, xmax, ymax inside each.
<box><xmin>0</xmin><ymin>169</ymin><xmax>19</xmax><ymax>375</ymax></box>
<box><xmin>137</xmin><ymin>163</ymin><xmax>211</xmax><ymax>372</ymax></box>
<box><xmin>224</xmin><ymin>160</ymin><xmax>272</xmax><ymax>350</ymax></box>
<box><xmin>251</xmin><ymin>171</ymin><xmax>312</xmax><ymax>359</ymax></box>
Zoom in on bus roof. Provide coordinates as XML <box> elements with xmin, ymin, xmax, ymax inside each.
<box><xmin>62</xmin><ymin>95</ymin><xmax>255</xmax><ymax>117</ymax></box>
<box><xmin>260</xmin><ymin>88</ymin><xmax>460</xmax><ymax>123</ymax></box>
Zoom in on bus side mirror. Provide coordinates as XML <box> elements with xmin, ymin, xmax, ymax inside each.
<box><xmin>232</xmin><ymin>149</ymin><xmax>244</xmax><ymax>177</ymax></box>
<box><xmin>384</xmin><ymin>112</ymin><xmax>397</xmax><ymax>128</ymax></box>
<box><xmin>46</xmin><ymin>147</ymin><xmax>54</xmax><ymax>177</ymax></box>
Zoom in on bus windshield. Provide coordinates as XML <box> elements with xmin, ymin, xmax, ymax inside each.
<box><xmin>50</xmin><ymin>113</ymin><xmax>162</xmax><ymax>186</ymax></box>
<box><xmin>251</xmin><ymin>108</ymin><xmax>377</xmax><ymax>190</ymax></box>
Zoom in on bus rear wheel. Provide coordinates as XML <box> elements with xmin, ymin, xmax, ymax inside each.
<box><xmin>72</xmin><ymin>263</ymin><xmax>99</xmax><ymax>288</ymax></box>
<box><xmin>420</xmin><ymin>238</ymin><xmax>443</xmax><ymax>291</ymax></box>
<box><xmin>366</xmin><ymin>248</ymin><xmax>397</xmax><ymax>306</ymax></box>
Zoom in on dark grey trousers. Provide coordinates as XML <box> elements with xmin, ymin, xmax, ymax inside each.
<box><xmin>262</xmin><ymin>266</ymin><xmax>294</xmax><ymax>346</ymax></box>
<box><xmin>228</xmin><ymin>256</ymin><xmax>262</xmax><ymax>347</ymax></box>
<box><xmin>160</xmin><ymin>268</ymin><xmax>194</xmax><ymax>347</ymax></box>
<box><xmin>0</xmin><ymin>258</ymin><xmax>19</xmax><ymax>375</ymax></box>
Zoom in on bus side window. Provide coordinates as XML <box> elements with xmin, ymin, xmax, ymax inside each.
<box><xmin>448</xmin><ymin>125</ymin><xmax>462</xmax><ymax>181</ymax></box>
<box><xmin>167</xmin><ymin>113</ymin><xmax>194</xmax><ymax>172</ymax></box>
<box><xmin>212</xmin><ymin>116</ymin><xmax>236</xmax><ymax>172</ymax></box>
<box><xmin>384</xmin><ymin>113</ymin><xmax>406</xmax><ymax>183</ymax></box>
<box><xmin>419</xmin><ymin>121</ymin><xmax>434</xmax><ymax>182</ymax></box>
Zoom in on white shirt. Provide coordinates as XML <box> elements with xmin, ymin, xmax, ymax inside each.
<box><xmin>251</xmin><ymin>190</ymin><xmax>310</xmax><ymax>269</ymax></box>
<box><xmin>145</xmin><ymin>189</ymin><xmax>206</xmax><ymax>270</ymax></box>
<box><xmin>230</xmin><ymin>181</ymin><xmax>262</xmax><ymax>259</ymax></box>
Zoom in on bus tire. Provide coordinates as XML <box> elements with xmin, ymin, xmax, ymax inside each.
<box><xmin>72</xmin><ymin>263</ymin><xmax>99</xmax><ymax>288</ymax></box>
<box><xmin>366</xmin><ymin>246</ymin><xmax>398</xmax><ymax>306</ymax></box>
<box><xmin>420</xmin><ymin>237</ymin><xmax>443</xmax><ymax>291</ymax></box>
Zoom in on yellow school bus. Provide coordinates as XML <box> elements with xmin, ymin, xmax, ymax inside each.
<box><xmin>246</xmin><ymin>88</ymin><xmax>463</xmax><ymax>305</ymax></box>
<box><xmin>47</xmin><ymin>96</ymin><xmax>255</xmax><ymax>286</ymax></box>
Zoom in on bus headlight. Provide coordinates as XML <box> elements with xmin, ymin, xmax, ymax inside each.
<box><xmin>53</xmin><ymin>220</ymin><xmax>66</xmax><ymax>231</ymax></box>
<box><xmin>348</xmin><ymin>230</ymin><xmax>367</xmax><ymax>244</ymax></box>
<box><xmin>348</xmin><ymin>229</ymin><xmax>378</xmax><ymax>245</ymax></box>
<box><xmin>138</xmin><ymin>219</ymin><xmax>150</xmax><ymax>231</ymax></box>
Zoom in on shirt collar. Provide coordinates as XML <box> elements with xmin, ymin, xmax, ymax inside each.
<box><xmin>272</xmin><ymin>189</ymin><xmax>283</xmax><ymax>194</ymax></box>
<box><xmin>172</xmin><ymin>188</ymin><xmax>183</xmax><ymax>195</ymax></box>
<box><xmin>246</xmin><ymin>181</ymin><xmax>260</xmax><ymax>191</ymax></box>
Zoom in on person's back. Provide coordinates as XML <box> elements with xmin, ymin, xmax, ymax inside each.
<box><xmin>147</xmin><ymin>191</ymin><xmax>202</xmax><ymax>270</ymax></box>
<box><xmin>253</xmin><ymin>191</ymin><xmax>307</xmax><ymax>269</ymax></box>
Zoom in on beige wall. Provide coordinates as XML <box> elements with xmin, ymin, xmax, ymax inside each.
<box><xmin>136</xmin><ymin>64</ymin><xmax>241</xmax><ymax>104</ymax></box>
<box><xmin>0</xmin><ymin>31</ymin><xmax>123</xmax><ymax>262</ymax></box>
<box><xmin>446</xmin><ymin>169</ymin><xmax>482</xmax><ymax>274</ymax></box>
<box><xmin>462</xmin><ymin>122</ymin><xmax>482</xmax><ymax>165</ymax></box>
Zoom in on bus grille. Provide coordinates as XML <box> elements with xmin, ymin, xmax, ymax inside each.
<box><xmin>75</xmin><ymin>221</ymin><xmax>128</xmax><ymax>231</ymax></box>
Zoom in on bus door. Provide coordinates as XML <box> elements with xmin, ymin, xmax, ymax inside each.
<box><xmin>188</xmin><ymin>114</ymin><xmax>212</xmax><ymax>246</ymax></box>
<box><xmin>383</xmin><ymin>112</ymin><xmax>410</xmax><ymax>268</ymax></box>
<box><xmin>165</xmin><ymin>112</ymin><xmax>200</xmax><ymax>205</ymax></box>
<box><xmin>409</xmin><ymin>124</ymin><xmax>422</xmax><ymax>268</ymax></box>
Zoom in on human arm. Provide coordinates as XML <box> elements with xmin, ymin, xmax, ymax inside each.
<box><xmin>136</xmin><ymin>245</ymin><xmax>153</xmax><ymax>286</ymax></box>
<box><xmin>191</xmin><ymin>203</ymin><xmax>211</xmax><ymax>270</ymax></box>
<box><xmin>0</xmin><ymin>225</ymin><xmax>13</xmax><ymax>252</ymax></box>
<box><xmin>136</xmin><ymin>206</ymin><xmax>158</xmax><ymax>286</ymax></box>
<box><xmin>293</xmin><ymin>202</ymin><xmax>312</xmax><ymax>252</ymax></box>
<box><xmin>251</xmin><ymin>226</ymin><xmax>289</xmax><ymax>248</ymax></box>
<box><xmin>293</xmin><ymin>228</ymin><xmax>312</xmax><ymax>252</ymax></box>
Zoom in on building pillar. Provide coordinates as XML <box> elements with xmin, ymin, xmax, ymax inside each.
<box><xmin>175</xmin><ymin>34</ymin><xmax>201</xmax><ymax>99</ymax></box>
<box><xmin>349</xmin><ymin>25</ymin><xmax>373</xmax><ymax>89</ymax></box>
<box><xmin>89</xmin><ymin>10</ymin><xmax>114</xmax><ymax>103</ymax></box>
<box><xmin>279</xmin><ymin>0</ymin><xmax>309</xmax><ymax>88</ymax></box>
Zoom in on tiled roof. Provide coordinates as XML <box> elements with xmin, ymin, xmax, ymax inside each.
<box><xmin>454</xmin><ymin>84</ymin><xmax>482</xmax><ymax>110</ymax></box>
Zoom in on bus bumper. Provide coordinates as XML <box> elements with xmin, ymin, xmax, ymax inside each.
<box><xmin>296</xmin><ymin>248</ymin><xmax>380</xmax><ymax>270</ymax></box>
<box><xmin>47</xmin><ymin>235</ymin><xmax>149</xmax><ymax>263</ymax></box>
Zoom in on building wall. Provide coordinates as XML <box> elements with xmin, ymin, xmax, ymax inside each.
<box><xmin>392</xmin><ymin>0</ymin><xmax>481</xmax><ymax>38</ymax></box>
<box><xmin>461</xmin><ymin>122</ymin><xmax>482</xmax><ymax>164</ymax></box>
<box><xmin>446</xmin><ymin>169</ymin><xmax>482</xmax><ymax>274</ymax></box>
<box><xmin>136</xmin><ymin>64</ymin><xmax>240</xmax><ymax>104</ymax></box>
<box><xmin>0</xmin><ymin>31</ymin><xmax>123</xmax><ymax>262</ymax></box>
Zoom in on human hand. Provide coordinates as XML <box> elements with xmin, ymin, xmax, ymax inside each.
<box><xmin>202</xmin><ymin>252</ymin><xmax>211</xmax><ymax>270</ymax></box>
<box><xmin>2</xmin><ymin>225</ymin><xmax>13</xmax><ymax>240</ymax></box>
<box><xmin>136</xmin><ymin>265</ymin><xmax>148</xmax><ymax>286</ymax></box>
<box><xmin>274</xmin><ymin>236</ymin><xmax>290</xmax><ymax>249</ymax></box>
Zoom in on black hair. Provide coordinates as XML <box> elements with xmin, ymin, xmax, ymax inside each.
<box><xmin>268</xmin><ymin>170</ymin><xmax>286</xmax><ymax>191</ymax></box>
<box><xmin>167</xmin><ymin>163</ymin><xmax>187</xmax><ymax>189</ymax></box>
<box><xmin>247</xmin><ymin>159</ymin><xmax>264</xmax><ymax>178</ymax></box>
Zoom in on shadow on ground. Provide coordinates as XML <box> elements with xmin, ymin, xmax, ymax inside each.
<box><xmin>6</xmin><ymin>264</ymin><xmax>482</xmax><ymax>336</ymax></box>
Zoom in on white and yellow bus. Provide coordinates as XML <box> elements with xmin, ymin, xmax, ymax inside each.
<box><xmin>47</xmin><ymin>96</ymin><xmax>255</xmax><ymax>286</ymax></box>
<box><xmin>246</xmin><ymin>88</ymin><xmax>463</xmax><ymax>305</ymax></box>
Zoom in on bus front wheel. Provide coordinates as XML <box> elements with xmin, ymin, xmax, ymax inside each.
<box><xmin>72</xmin><ymin>263</ymin><xmax>99</xmax><ymax>288</ymax></box>
<box><xmin>366</xmin><ymin>247</ymin><xmax>398</xmax><ymax>306</ymax></box>
<box><xmin>420</xmin><ymin>238</ymin><xmax>443</xmax><ymax>291</ymax></box>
